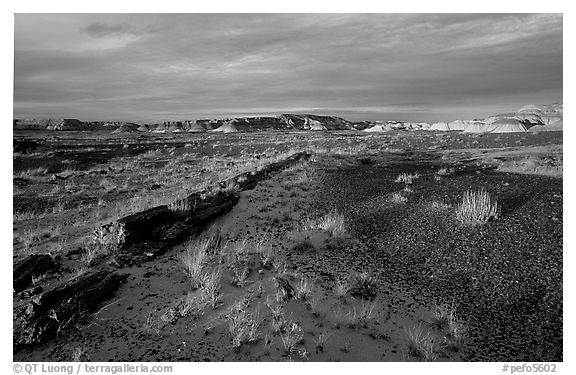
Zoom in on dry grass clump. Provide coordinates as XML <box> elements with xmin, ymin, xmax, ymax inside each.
<box><xmin>406</xmin><ymin>324</ymin><xmax>438</xmax><ymax>361</ymax></box>
<box><xmin>349</xmin><ymin>271</ymin><xmax>378</xmax><ymax>299</ymax></box>
<box><xmin>347</xmin><ymin>299</ymin><xmax>377</xmax><ymax>328</ymax></box>
<box><xmin>231</xmin><ymin>266</ymin><xmax>250</xmax><ymax>288</ymax></box>
<box><xmin>314</xmin><ymin>331</ymin><xmax>333</xmax><ymax>352</ymax></box>
<box><xmin>430</xmin><ymin>201</ymin><xmax>451</xmax><ymax>210</ymax></box>
<box><xmin>389</xmin><ymin>192</ymin><xmax>408</xmax><ymax>204</ymax></box>
<box><xmin>200</xmin><ymin>267</ymin><xmax>224</xmax><ymax>309</ymax></box>
<box><xmin>305</xmin><ymin>291</ymin><xmax>322</xmax><ymax>317</ymax></box>
<box><xmin>227</xmin><ymin>301</ymin><xmax>262</xmax><ymax>349</ymax></box>
<box><xmin>17</xmin><ymin>225</ymin><xmax>60</xmax><ymax>248</ymax></box>
<box><xmin>436</xmin><ymin>167</ymin><xmax>455</xmax><ymax>176</ymax></box>
<box><xmin>280</xmin><ymin>321</ymin><xmax>305</xmax><ymax>354</ymax></box>
<box><xmin>429</xmin><ymin>302</ymin><xmax>468</xmax><ymax>349</ymax></box>
<box><xmin>179</xmin><ymin>238</ymin><xmax>210</xmax><ymax>289</ymax></box>
<box><xmin>303</xmin><ymin>210</ymin><xmax>347</xmax><ymax>238</ymax></box>
<box><xmin>295</xmin><ymin>277</ymin><xmax>313</xmax><ymax>301</ymax></box>
<box><xmin>80</xmin><ymin>224</ymin><xmax>125</xmax><ymax>266</ymax></box>
<box><xmin>395</xmin><ymin>172</ymin><xmax>421</xmax><ymax>184</ymax></box>
<box><xmin>168</xmin><ymin>197</ymin><xmax>194</xmax><ymax>215</ymax></box>
<box><xmin>255</xmin><ymin>239</ymin><xmax>274</xmax><ymax>269</ymax></box>
<box><xmin>14</xmin><ymin>167</ymin><xmax>49</xmax><ymax>179</ymax></box>
<box><xmin>13</xmin><ymin>210</ymin><xmax>48</xmax><ymax>222</ymax></box>
<box><xmin>333</xmin><ymin>277</ymin><xmax>351</xmax><ymax>300</ymax></box>
<box><xmin>266</xmin><ymin>298</ymin><xmax>289</xmax><ymax>334</ymax></box>
<box><xmin>455</xmin><ymin>189</ymin><xmax>500</xmax><ymax>225</ymax></box>
<box><xmin>177</xmin><ymin>291</ymin><xmax>209</xmax><ymax>319</ymax></box>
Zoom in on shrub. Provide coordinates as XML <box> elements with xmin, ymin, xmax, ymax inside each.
<box><xmin>200</xmin><ymin>267</ymin><xmax>223</xmax><ymax>309</ymax></box>
<box><xmin>228</xmin><ymin>302</ymin><xmax>262</xmax><ymax>349</ymax></box>
<box><xmin>177</xmin><ymin>291</ymin><xmax>208</xmax><ymax>319</ymax></box>
<box><xmin>180</xmin><ymin>240</ymin><xmax>208</xmax><ymax>289</ymax></box>
<box><xmin>347</xmin><ymin>299</ymin><xmax>376</xmax><ymax>328</ymax></box>
<box><xmin>169</xmin><ymin>198</ymin><xmax>194</xmax><ymax>215</ymax></box>
<box><xmin>436</xmin><ymin>167</ymin><xmax>454</xmax><ymax>176</ymax></box>
<box><xmin>314</xmin><ymin>331</ymin><xmax>332</xmax><ymax>352</ymax></box>
<box><xmin>303</xmin><ymin>211</ymin><xmax>347</xmax><ymax>238</ymax></box>
<box><xmin>333</xmin><ymin>277</ymin><xmax>350</xmax><ymax>299</ymax></box>
<box><xmin>456</xmin><ymin>189</ymin><xmax>500</xmax><ymax>225</ymax></box>
<box><xmin>389</xmin><ymin>192</ymin><xmax>408</xmax><ymax>204</ymax></box>
<box><xmin>295</xmin><ymin>277</ymin><xmax>312</xmax><ymax>301</ymax></box>
<box><xmin>280</xmin><ymin>321</ymin><xmax>304</xmax><ymax>353</ymax></box>
<box><xmin>395</xmin><ymin>172</ymin><xmax>421</xmax><ymax>184</ymax></box>
<box><xmin>406</xmin><ymin>324</ymin><xmax>438</xmax><ymax>361</ymax></box>
<box><xmin>349</xmin><ymin>272</ymin><xmax>378</xmax><ymax>299</ymax></box>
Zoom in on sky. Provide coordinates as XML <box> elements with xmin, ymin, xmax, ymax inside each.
<box><xmin>13</xmin><ymin>13</ymin><xmax>563</xmax><ymax>123</ymax></box>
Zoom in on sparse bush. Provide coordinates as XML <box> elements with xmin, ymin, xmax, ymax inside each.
<box><xmin>200</xmin><ymin>267</ymin><xmax>223</xmax><ymax>309</ymax></box>
<box><xmin>349</xmin><ymin>272</ymin><xmax>378</xmax><ymax>299</ymax></box>
<box><xmin>227</xmin><ymin>301</ymin><xmax>262</xmax><ymax>349</ymax></box>
<box><xmin>303</xmin><ymin>211</ymin><xmax>347</xmax><ymax>238</ymax></box>
<box><xmin>436</xmin><ymin>167</ymin><xmax>455</xmax><ymax>176</ymax></box>
<box><xmin>429</xmin><ymin>302</ymin><xmax>467</xmax><ymax>348</ymax></box>
<box><xmin>406</xmin><ymin>324</ymin><xmax>438</xmax><ymax>361</ymax></box>
<box><xmin>180</xmin><ymin>240</ymin><xmax>208</xmax><ymax>289</ymax></box>
<box><xmin>255</xmin><ymin>239</ymin><xmax>274</xmax><ymax>269</ymax></box>
<box><xmin>169</xmin><ymin>197</ymin><xmax>194</xmax><ymax>215</ymax></box>
<box><xmin>280</xmin><ymin>321</ymin><xmax>304</xmax><ymax>353</ymax></box>
<box><xmin>395</xmin><ymin>172</ymin><xmax>421</xmax><ymax>184</ymax></box>
<box><xmin>430</xmin><ymin>201</ymin><xmax>451</xmax><ymax>210</ymax></box>
<box><xmin>177</xmin><ymin>291</ymin><xmax>208</xmax><ymax>319</ymax></box>
<box><xmin>295</xmin><ymin>277</ymin><xmax>312</xmax><ymax>301</ymax></box>
<box><xmin>314</xmin><ymin>331</ymin><xmax>332</xmax><ymax>352</ymax></box>
<box><xmin>14</xmin><ymin>167</ymin><xmax>49</xmax><ymax>179</ymax></box>
<box><xmin>231</xmin><ymin>266</ymin><xmax>250</xmax><ymax>288</ymax></box>
<box><xmin>347</xmin><ymin>299</ymin><xmax>376</xmax><ymax>328</ymax></box>
<box><xmin>71</xmin><ymin>345</ymin><xmax>89</xmax><ymax>361</ymax></box>
<box><xmin>456</xmin><ymin>189</ymin><xmax>500</xmax><ymax>226</ymax></box>
<box><xmin>305</xmin><ymin>292</ymin><xmax>322</xmax><ymax>317</ymax></box>
<box><xmin>389</xmin><ymin>191</ymin><xmax>408</xmax><ymax>204</ymax></box>
<box><xmin>333</xmin><ymin>277</ymin><xmax>350</xmax><ymax>300</ymax></box>
<box><xmin>266</xmin><ymin>298</ymin><xmax>289</xmax><ymax>334</ymax></box>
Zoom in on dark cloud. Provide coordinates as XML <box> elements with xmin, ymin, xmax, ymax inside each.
<box><xmin>14</xmin><ymin>14</ymin><xmax>562</xmax><ymax>122</ymax></box>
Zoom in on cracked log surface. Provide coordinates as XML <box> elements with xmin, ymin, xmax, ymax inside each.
<box><xmin>14</xmin><ymin>270</ymin><xmax>127</xmax><ymax>347</ymax></box>
<box><xmin>13</xmin><ymin>254</ymin><xmax>56</xmax><ymax>293</ymax></box>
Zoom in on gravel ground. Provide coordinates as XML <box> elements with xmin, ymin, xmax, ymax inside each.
<box><xmin>291</xmin><ymin>151</ymin><xmax>562</xmax><ymax>361</ymax></box>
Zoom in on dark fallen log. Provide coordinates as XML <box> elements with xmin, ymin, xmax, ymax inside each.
<box><xmin>13</xmin><ymin>254</ymin><xmax>56</xmax><ymax>293</ymax></box>
<box><xmin>13</xmin><ymin>138</ymin><xmax>38</xmax><ymax>154</ymax></box>
<box><xmin>115</xmin><ymin>152</ymin><xmax>311</xmax><ymax>258</ymax></box>
<box><xmin>118</xmin><ymin>190</ymin><xmax>239</xmax><ymax>249</ymax></box>
<box><xmin>14</xmin><ymin>270</ymin><xmax>127</xmax><ymax>347</ymax></box>
<box><xmin>222</xmin><ymin>151</ymin><xmax>311</xmax><ymax>191</ymax></box>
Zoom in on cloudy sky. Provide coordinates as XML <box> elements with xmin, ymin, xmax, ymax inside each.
<box><xmin>14</xmin><ymin>13</ymin><xmax>562</xmax><ymax>122</ymax></box>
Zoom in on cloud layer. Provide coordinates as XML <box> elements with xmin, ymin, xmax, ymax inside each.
<box><xmin>14</xmin><ymin>14</ymin><xmax>563</xmax><ymax>122</ymax></box>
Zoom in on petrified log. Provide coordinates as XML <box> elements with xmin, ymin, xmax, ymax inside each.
<box><xmin>13</xmin><ymin>254</ymin><xmax>56</xmax><ymax>293</ymax></box>
<box><xmin>116</xmin><ymin>152</ymin><xmax>311</xmax><ymax>254</ymax></box>
<box><xmin>14</xmin><ymin>270</ymin><xmax>126</xmax><ymax>346</ymax></box>
<box><xmin>118</xmin><ymin>190</ymin><xmax>239</xmax><ymax>248</ymax></box>
<box><xmin>222</xmin><ymin>152</ymin><xmax>311</xmax><ymax>191</ymax></box>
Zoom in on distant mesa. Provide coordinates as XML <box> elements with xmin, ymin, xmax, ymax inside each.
<box><xmin>112</xmin><ymin>123</ymin><xmax>140</xmax><ymax>133</ymax></box>
<box><xmin>211</xmin><ymin>121</ymin><xmax>239</xmax><ymax>133</ymax></box>
<box><xmin>14</xmin><ymin>118</ymin><xmax>86</xmax><ymax>131</ymax></box>
<box><xmin>13</xmin><ymin>102</ymin><xmax>562</xmax><ymax>134</ymax></box>
<box><xmin>430</xmin><ymin>122</ymin><xmax>451</xmax><ymax>131</ymax></box>
<box><xmin>489</xmin><ymin>118</ymin><xmax>528</xmax><ymax>133</ymax></box>
<box><xmin>363</xmin><ymin>124</ymin><xmax>391</xmax><ymax>132</ymax></box>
